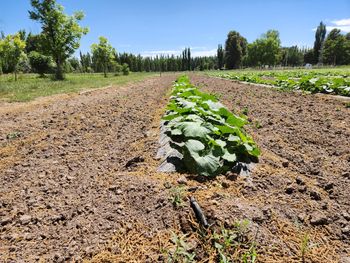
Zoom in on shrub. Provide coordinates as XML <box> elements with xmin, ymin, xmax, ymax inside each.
<box><xmin>28</xmin><ymin>51</ymin><xmax>53</xmax><ymax>77</ymax></box>
<box><xmin>122</xmin><ymin>63</ymin><xmax>130</xmax><ymax>75</ymax></box>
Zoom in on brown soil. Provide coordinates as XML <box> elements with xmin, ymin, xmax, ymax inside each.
<box><xmin>191</xmin><ymin>74</ymin><xmax>350</xmax><ymax>262</ymax></box>
<box><xmin>0</xmin><ymin>73</ymin><xmax>349</xmax><ymax>263</ymax></box>
<box><xmin>0</xmin><ymin>75</ymin><xmax>181</xmax><ymax>262</ymax></box>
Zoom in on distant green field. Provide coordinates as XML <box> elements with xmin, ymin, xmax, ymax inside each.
<box><xmin>0</xmin><ymin>72</ymin><xmax>157</xmax><ymax>102</ymax></box>
<box><xmin>208</xmin><ymin>67</ymin><xmax>350</xmax><ymax>97</ymax></box>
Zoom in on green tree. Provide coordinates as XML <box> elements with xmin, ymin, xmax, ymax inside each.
<box><xmin>25</xmin><ymin>33</ymin><xmax>42</xmax><ymax>54</ymax></box>
<box><xmin>0</xmin><ymin>34</ymin><xmax>26</xmax><ymax>80</ymax></box>
<box><xmin>280</xmin><ymin>46</ymin><xmax>303</xmax><ymax>66</ymax></box>
<box><xmin>246</xmin><ymin>30</ymin><xmax>281</xmax><ymax>67</ymax></box>
<box><xmin>313</xmin><ymin>22</ymin><xmax>327</xmax><ymax>64</ymax></box>
<box><xmin>303</xmin><ymin>48</ymin><xmax>314</xmax><ymax>64</ymax></box>
<box><xmin>225</xmin><ymin>31</ymin><xmax>247</xmax><ymax>69</ymax></box>
<box><xmin>122</xmin><ymin>63</ymin><xmax>130</xmax><ymax>75</ymax></box>
<box><xmin>91</xmin><ymin>36</ymin><xmax>116</xmax><ymax>77</ymax></box>
<box><xmin>322</xmin><ymin>29</ymin><xmax>347</xmax><ymax>65</ymax></box>
<box><xmin>217</xmin><ymin>44</ymin><xmax>224</xmax><ymax>69</ymax></box>
<box><xmin>29</xmin><ymin>0</ymin><xmax>88</xmax><ymax>80</ymax></box>
<box><xmin>28</xmin><ymin>51</ymin><xmax>53</xmax><ymax>77</ymax></box>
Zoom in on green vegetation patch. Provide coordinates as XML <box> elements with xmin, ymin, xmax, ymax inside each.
<box><xmin>211</xmin><ymin>69</ymin><xmax>350</xmax><ymax>97</ymax></box>
<box><xmin>0</xmin><ymin>72</ymin><xmax>155</xmax><ymax>102</ymax></box>
<box><xmin>162</xmin><ymin>76</ymin><xmax>260</xmax><ymax>177</ymax></box>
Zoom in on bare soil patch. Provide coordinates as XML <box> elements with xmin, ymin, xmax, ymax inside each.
<box><xmin>1</xmin><ymin>73</ymin><xmax>349</xmax><ymax>262</ymax></box>
<box><xmin>189</xmin><ymin>74</ymin><xmax>350</xmax><ymax>262</ymax></box>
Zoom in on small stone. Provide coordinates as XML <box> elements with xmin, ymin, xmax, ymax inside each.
<box><xmin>19</xmin><ymin>215</ymin><xmax>32</xmax><ymax>225</ymax></box>
<box><xmin>310</xmin><ymin>211</ymin><xmax>328</xmax><ymax>226</ymax></box>
<box><xmin>298</xmin><ymin>212</ymin><xmax>307</xmax><ymax>222</ymax></box>
<box><xmin>177</xmin><ymin>176</ymin><xmax>188</xmax><ymax>185</ymax></box>
<box><xmin>342</xmin><ymin>226</ymin><xmax>350</xmax><ymax>236</ymax></box>
<box><xmin>342</xmin><ymin>172</ymin><xmax>350</xmax><ymax>179</ymax></box>
<box><xmin>0</xmin><ymin>216</ymin><xmax>13</xmax><ymax>226</ymax></box>
<box><xmin>163</xmin><ymin>182</ymin><xmax>172</xmax><ymax>189</ymax></box>
<box><xmin>324</xmin><ymin>182</ymin><xmax>334</xmax><ymax>191</ymax></box>
<box><xmin>295</xmin><ymin>177</ymin><xmax>305</xmax><ymax>185</ymax></box>
<box><xmin>342</xmin><ymin>212</ymin><xmax>350</xmax><ymax>221</ymax></box>
<box><xmin>285</xmin><ymin>185</ymin><xmax>295</xmax><ymax>194</ymax></box>
<box><xmin>282</xmin><ymin>161</ymin><xmax>289</xmax><ymax>168</ymax></box>
<box><xmin>309</xmin><ymin>190</ymin><xmax>321</xmax><ymax>201</ymax></box>
<box><xmin>108</xmin><ymin>185</ymin><xmax>117</xmax><ymax>191</ymax></box>
<box><xmin>221</xmin><ymin>180</ymin><xmax>230</xmax><ymax>188</ymax></box>
<box><xmin>298</xmin><ymin>185</ymin><xmax>307</xmax><ymax>193</ymax></box>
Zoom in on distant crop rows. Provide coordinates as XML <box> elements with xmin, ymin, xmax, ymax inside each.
<box><xmin>211</xmin><ymin>70</ymin><xmax>350</xmax><ymax>97</ymax></box>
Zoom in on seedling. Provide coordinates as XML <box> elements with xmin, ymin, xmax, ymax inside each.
<box><xmin>167</xmin><ymin>232</ymin><xmax>196</xmax><ymax>263</ymax></box>
<box><xmin>6</xmin><ymin>131</ymin><xmax>21</xmax><ymax>140</ymax></box>
<box><xmin>170</xmin><ymin>186</ymin><xmax>185</xmax><ymax>208</ymax></box>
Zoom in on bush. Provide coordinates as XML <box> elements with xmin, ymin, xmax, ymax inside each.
<box><xmin>18</xmin><ymin>54</ymin><xmax>31</xmax><ymax>73</ymax></box>
<box><xmin>28</xmin><ymin>51</ymin><xmax>53</xmax><ymax>76</ymax></box>
<box><xmin>122</xmin><ymin>63</ymin><xmax>130</xmax><ymax>75</ymax></box>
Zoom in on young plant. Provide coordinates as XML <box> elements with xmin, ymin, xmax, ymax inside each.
<box><xmin>301</xmin><ymin>233</ymin><xmax>309</xmax><ymax>263</ymax></box>
<box><xmin>162</xmin><ymin>76</ymin><xmax>260</xmax><ymax>177</ymax></box>
<box><xmin>167</xmin><ymin>232</ymin><xmax>196</xmax><ymax>263</ymax></box>
<box><xmin>170</xmin><ymin>186</ymin><xmax>186</xmax><ymax>208</ymax></box>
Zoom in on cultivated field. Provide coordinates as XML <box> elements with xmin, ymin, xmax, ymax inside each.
<box><xmin>0</xmin><ymin>72</ymin><xmax>349</xmax><ymax>262</ymax></box>
<box><xmin>208</xmin><ymin>67</ymin><xmax>350</xmax><ymax>97</ymax></box>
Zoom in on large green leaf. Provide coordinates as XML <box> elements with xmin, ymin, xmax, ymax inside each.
<box><xmin>174</xmin><ymin>121</ymin><xmax>212</xmax><ymax>139</ymax></box>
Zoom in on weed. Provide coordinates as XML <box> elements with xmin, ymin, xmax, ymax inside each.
<box><xmin>6</xmin><ymin>131</ymin><xmax>21</xmax><ymax>140</ymax></box>
<box><xmin>167</xmin><ymin>232</ymin><xmax>195</xmax><ymax>263</ymax></box>
<box><xmin>170</xmin><ymin>186</ymin><xmax>186</xmax><ymax>208</ymax></box>
<box><xmin>211</xmin><ymin>220</ymin><xmax>256</xmax><ymax>262</ymax></box>
<box><xmin>300</xmin><ymin>233</ymin><xmax>309</xmax><ymax>263</ymax></box>
<box><xmin>254</xmin><ymin>121</ymin><xmax>262</xmax><ymax>129</ymax></box>
<box><xmin>242</xmin><ymin>106</ymin><xmax>249</xmax><ymax>116</ymax></box>
<box><xmin>345</xmin><ymin>102</ymin><xmax>350</xmax><ymax>108</ymax></box>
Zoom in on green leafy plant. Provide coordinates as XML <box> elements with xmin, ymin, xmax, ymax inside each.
<box><xmin>167</xmin><ymin>232</ymin><xmax>196</xmax><ymax>263</ymax></box>
<box><xmin>6</xmin><ymin>131</ymin><xmax>21</xmax><ymax>140</ymax></box>
<box><xmin>212</xmin><ymin>220</ymin><xmax>256</xmax><ymax>263</ymax></box>
<box><xmin>170</xmin><ymin>186</ymin><xmax>185</xmax><ymax>208</ymax></box>
<box><xmin>300</xmin><ymin>234</ymin><xmax>309</xmax><ymax>263</ymax></box>
<box><xmin>215</xmin><ymin>70</ymin><xmax>350</xmax><ymax>97</ymax></box>
<box><xmin>162</xmin><ymin>76</ymin><xmax>260</xmax><ymax>177</ymax></box>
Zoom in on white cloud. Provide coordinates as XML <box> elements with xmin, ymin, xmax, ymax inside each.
<box><xmin>315</xmin><ymin>18</ymin><xmax>350</xmax><ymax>33</ymax></box>
<box><xmin>141</xmin><ymin>47</ymin><xmax>217</xmax><ymax>58</ymax></box>
<box><xmin>331</xmin><ymin>18</ymin><xmax>350</xmax><ymax>26</ymax></box>
<box><xmin>326</xmin><ymin>25</ymin><xmax>350</xmax><ymax>33</ymax></box>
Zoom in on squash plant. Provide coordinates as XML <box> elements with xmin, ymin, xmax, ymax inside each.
<box><xmin>162</xmin><ymin>76</ymin><xmax>260</xmax><ymax>177</ymax></box>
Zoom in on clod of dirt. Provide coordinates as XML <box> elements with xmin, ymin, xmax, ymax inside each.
<box><xmin>285</xmin><ymin>184</ymin><xmax>296</xmax><ymax>194</ymax></box>
<box><xmin>125</xmin><ymin>156</ymin><xmax>145</xmax><ymax>168</ymax></box>
<box><xmin>19</xmin><ymin>215</ymin><xmax>32</xmax><ymax>225</ymax></box>
<box><xmin>310</xmin><ymin>211</ymin><xmax>329</xmax><ymax>226</ymax></box>
<box><xmin>177</xmin><ymin>176</ymin><xmax>188</xmax><ymax>185</ymax></box>
<box><xmin>309</xmin><ymin>189</ymin><xmax>322</xmax><ymax>200</ymax></box>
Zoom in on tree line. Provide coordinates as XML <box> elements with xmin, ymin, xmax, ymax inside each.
<box><xmin>222</xmin><ymin>23</ymin><xmax>350</xmax><ymax>69</ymax></box>
<box><xmin>0</xmin><ymin>0</ymin><xmax>349</xmax><ymax>81</ymax></box>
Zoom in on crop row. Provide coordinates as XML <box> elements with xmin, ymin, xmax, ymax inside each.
<box><xmin>162</xmin><ymin>76</ymin><xmax>260</xmax><ymax>177</ymax></box>
<box><xmin>213</xmin><ymin>71</ymin><xmax>350</xmax><ymax>97</ymax></box>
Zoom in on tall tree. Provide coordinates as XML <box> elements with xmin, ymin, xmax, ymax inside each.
<box><xmin>313</xmin><ymin>22</ymin><xmax>327</xmax><ymax>64</ymax></box>
<box><xmin>322</xmin><ymin>29</ymin><xmax>347</xmax><ymax>65</ymax></box>
<box><xmin>29</xmin><ymin>0</ymin><xmax>88</xmax><ymax>80</ymax></box>
<box><xmin>224</xmin><ymin>31</ymin><xmax>247</xmax><ymax>69</ymax></box>
<box><xmin>0</xmin><ymin>34</ymin><xmax>26</xmax><ymax>80</ymax></box>
<box><xmin>217</xmin><ymin>44</ymin><xmax>224</xmax><ymax>69</ymax></box>
<box><xmin>246</xmin><ymin>30</ymin><xmax>281</xmax><ymax>67</ymax></box>
<box><xmin>91</xmin><ymin>36</ymin><xmax>116</xmax><ymax>77</ymax></box>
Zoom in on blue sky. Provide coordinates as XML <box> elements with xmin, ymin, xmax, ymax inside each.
<box><xmin>1</xmin><ymin>0</ymin><xmax>350</xmax><ymax>57</ymax></box>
